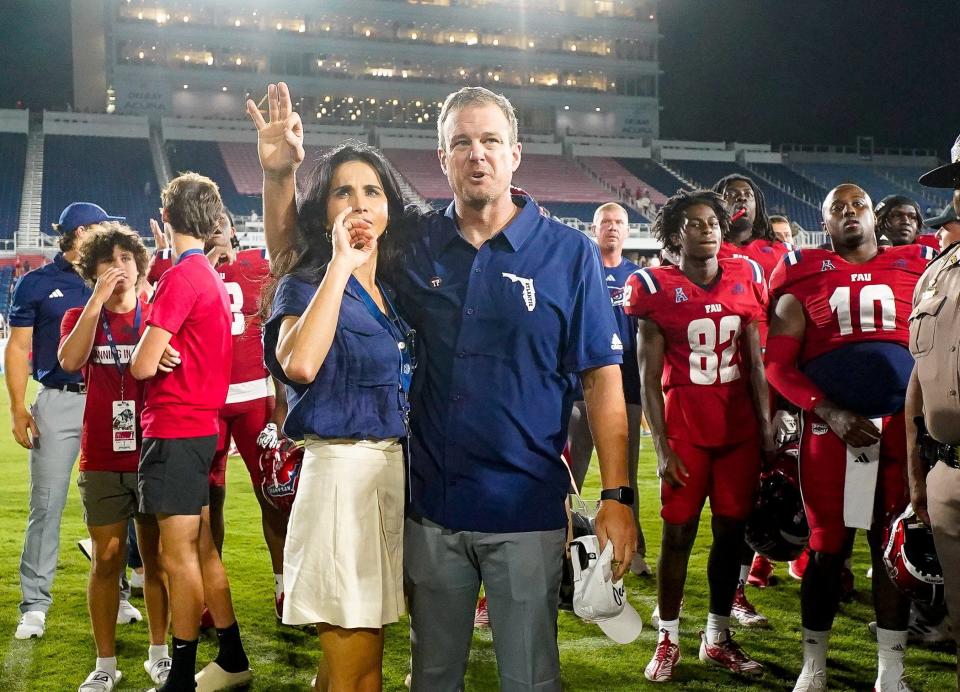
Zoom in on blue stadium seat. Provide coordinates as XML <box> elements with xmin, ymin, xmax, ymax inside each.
<box><xmin>0</xmin><ymin>133</ymin><xmax>27</xmax><ymax>239</ymax></box>
<box><xmin>616</xmin><ymin>159</ymin><xmax>690</xmax><ymax>198</ymax></box>
<box><xmin>41</xmin><ymin>135</ymin><xmax>157</xmax><ymax>236</ymax></box>
<box><xmin>166</xmin><ymin>140</ymin><xmax>261</xmax><ymax>217</ymax></box>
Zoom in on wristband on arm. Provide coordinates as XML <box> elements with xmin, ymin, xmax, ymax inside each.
<box><xmin>764</xmin><ymin>334</ymin><xmax>827</xmax><ymax>412</ymax></box>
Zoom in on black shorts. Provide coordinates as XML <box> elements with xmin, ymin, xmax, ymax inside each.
<box><xmin>621</xmin><ymin>358</ymin><xmax>642</xmax><ymax>406</ymax></box>
<box><xmin>139</xmin><ymin>435</ymin><xmax>217</xmax><ymax>516</ymax></box>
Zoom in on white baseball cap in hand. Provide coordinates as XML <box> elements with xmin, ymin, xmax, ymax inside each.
<box><xmin>570</xmin><ymin>534</ymin><xmax>643</xmax><ymax>644</ymax></box>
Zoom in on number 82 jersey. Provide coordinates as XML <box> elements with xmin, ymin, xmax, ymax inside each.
<box><xmin>624</xmin><ymin>258</ymin><xmax>768</xmax><ymax>447</ymax></box>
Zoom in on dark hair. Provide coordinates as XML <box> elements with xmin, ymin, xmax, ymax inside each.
<box><xmin>261</xmin><ymin>141</ymin><xmax>424</xmax><ymax>317</ymax></box>
<box><xmin>74</xmin><ymin>222</ymin><xmax>149</xmax><ymax>285</ymax></box>
<box><xmin>769</xmin><ymin>214</ymin><xmax>789</xmax><ymax>225</ymax></box>
<box><xmin>222</xmin><ymin>207</ymin><xmax>235</xmax><ymax>230</ymax></box>
<box><xmin>57</xmin><ymin>227</ymin><xmax>83</xmax><ymax>253</ymax></box>
<box><xmin>875</xmin><ymin>194</ymin><xmax>923</xmax><ymax>241</ymax></box>
<box><xmin>712</xmin><ymin>174</ymin><xmax>773</xmax><ymax>242</ymax></box>
<box><xmin>161</xmin><ymin>171</ymin><xmax>223</xmax><ymax>240</ymax></box>
<box><xmin>652</xmin><ymin>189</ymin><xmax>731</xmax><ymax>256</ymax></box>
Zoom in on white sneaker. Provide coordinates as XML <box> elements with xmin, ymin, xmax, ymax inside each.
<box><xmin>130</xmin><ymin>570</ymin><xmax>145</xmax><ymax>592</ymax></box>
<box><xmin>793</xmin><ymin>668</ymin><xmax>826</xmax><ymax>691</ymax></box>
<box><xmin>630</xmin><ymin>555</ymin><xmax>653</xmax><ymax>576</ymax></box>
<box><xmin>78</xmin><ymin>668</ymin><xmax>121</xmax><ymax>692</ymax></box>
<box><xmin>144</xmin><ymin>657</ymin><xmax>172</xmax><ymax>685</ymax></box>
<box><xmin>78</xmin><ymin>538</ymin><xmax>93</xmax><ymax>561</ymax></box>
<box><xmin>14</xmin><ymin>610</ymin><xmax>45</xmax><ymax>639</ymax></box>
<box><xmin>194</xmin><ymin>661</ymin><xmax>253</xmax><ymax>691</ymax></box>
<box><xmin>117</xmin><ymin>599</ymin><xmax>142</xmax><ymax>624</ymax></box>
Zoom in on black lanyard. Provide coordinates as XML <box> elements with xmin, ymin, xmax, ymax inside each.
<box><xmin>101</xmin><ymin>302</ymin><xmax>141</xmax><ymax>400</ymax></box>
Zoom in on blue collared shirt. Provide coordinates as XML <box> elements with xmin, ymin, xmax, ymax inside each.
<box><xmin>9</xmin><ymin>253</ymin><xmax>92</xmax><ymax>387</ymax></box>
<box><xmin>392</xmin><ymin>196</ymin><xmax>622</xmax><ymax>533</ymax></box>
<box><xmin>264</xmin><ymin>271</ymin><xmax>410</xmax><ymax>441</ymax></box>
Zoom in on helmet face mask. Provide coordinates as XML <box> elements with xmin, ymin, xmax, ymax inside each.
<box><xmin>883</xmin><ymin>506</ymin><xmax>945</xmax><ymax>608</ymax></box>
<box><xmin>745</xmin><ymin>445</ymin><xmax>810</xmax><ymax>561</ymax></box>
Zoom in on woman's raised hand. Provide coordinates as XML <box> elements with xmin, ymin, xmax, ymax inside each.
<box><xmin>246</xmin><ymin>82</ymin><xmax>305</xmax><ymax>180</ymax></box>
<box><xmin>329</xmin><ymin>207</ymin><xmax>378</xmax><ymax>272</ymax></box>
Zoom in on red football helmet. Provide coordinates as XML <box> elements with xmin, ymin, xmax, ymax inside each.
<box><xmin>258</xmin><ymin>438</ymin><xmax>304</xmax><ymax>513</ymax></box>
<box><xmin>882</xmin><ymin>505</ymin><xmax>944</xmax><ymax>607</ymax></box>
<box><xmin>745</xmin><ymin>444</ymin><xmax>810</xmax><ymax>561</ymax></box>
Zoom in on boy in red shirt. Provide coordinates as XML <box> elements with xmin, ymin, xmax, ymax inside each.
<box><xmin>59</xmin><ymin>223</ymin><xmax>170</xmax><ymax>691</ymax></box>
<box><xmin>131</xmin><ymin>173</ymin><xmax>250</xmax><ymax>692</ymax></box>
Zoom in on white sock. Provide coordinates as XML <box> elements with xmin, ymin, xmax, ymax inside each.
<box><xmin>148</xmin><ymin>644</ymin><xmax>168</xmax><ymax>663</ymax></box>
<box><xmin>738</xmin><ymin>564</ymin><xmax>750</xmax><ymax>587</ymax></box>
<box><xmin>800</xmin><ymin>628</ymin><xmax>830</xmax><ymax>674</ymax></box>
<box><xmin>658</xmin><ymin>617</ymin><xmax>680</xmax><ymax>643</ymax></box>
<box><xmin>705</xmin><ymin>613</ymin><xmax>730</xmax><ymax>645</ymax></box>
<box><xmin>875</xmin><ymin>627</ymin><xmax>907</xmax><ymax>689</ymax></box>
<box><xmin>96</xmin><ymin>656</ymin><xmax>117</xmax><ymax>677</ymax></box>
<box><xmin>274</xmin><ymin>573</ymin><xmax>284</xmax><ymax>599</ymax></box>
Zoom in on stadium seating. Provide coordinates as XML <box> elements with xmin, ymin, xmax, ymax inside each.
<box><xmin>787</xmin><ymin>163</ymin><xmax>951</xmax><ymax>215</ymax></box>
<box><xmin>167</xmin><ymin>140</ymin><xmax>260</xmax><ymax>217</ymax></box>
<box><xmin>0</xmin><ymin>133</ymin><xmax>27</xmax><ymax>239</ymax></box>
<box><xmin>663</xmin><ymin>159</ymin><xmax>822</xmax><ymax>230</ymax></box>
<box><xmin>220</xmin><ymin>142</ymin><xmax>327</xmax><ymax>199</ymax></box>
<box><xmin>384</xmin><ymin>149</ymin><xmax>450</xmax><ymax>201</ymax></box>
<box><xmin>873</xmin><ymin>165</ymin><xmax>952</xmax><ymax>212</ymax></box>
<box><xmin>616</xmin><ymin>159</ymin><xmax>690</xmax><ymax>199</ymax></box>
<box><xmin>41</xmin><ymin>135</ymin><xmax>156</xmax><ymax>236</ymax></box>
<box><xmin>747</xmin><ymin>162</ymin><xmax>827</xmax><ymax>204</ymax></box>
<box><xmin>578</xmin><ymin>156</ymin><xmax>669</xmax><ymax>206</ymax></box>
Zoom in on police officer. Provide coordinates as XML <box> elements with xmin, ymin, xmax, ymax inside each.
<box><xmin>5</xmin><ymin>202</ymin><xmax>122</xmax><ymax>639</ymax></box>
<box><xmin>906</xmin><ymin>134</ymin><xmax>960</xmax><ymax>687</ymax></box>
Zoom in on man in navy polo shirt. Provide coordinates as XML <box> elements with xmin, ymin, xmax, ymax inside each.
<box><xmin>398</xmin><ymin>88</ymin><xmax>637</xmax><ymax>691</ymax></box>
<box><xmin>6</xmin><ymin>202</ymin><xmax>122</xmax><ymax>639</ymax></box>
<box><xmin>567</xmin><ymin>202</ymin><xmax>650</xmax><ymax>576</ymax></box>
<box><xmin>249</xmin><ymin>81</ymin><xmax>636</xmax><ymax>691</ymax></box>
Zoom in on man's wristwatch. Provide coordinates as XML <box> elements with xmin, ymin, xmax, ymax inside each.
<box><xmin>600</xmin><ymin>486</ymin><xmax>635</xmax><ymax>506</ymax></box>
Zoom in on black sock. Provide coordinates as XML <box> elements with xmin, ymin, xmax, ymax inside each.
<box><xmin>158</xmin><ymin>637</ymin><xmax>198</xmax><ymax>691</ymax></box>
<box><xmin>214</xmin><ymin>621</ymin><xmax>249</xmax><ymax>673</ymax></box>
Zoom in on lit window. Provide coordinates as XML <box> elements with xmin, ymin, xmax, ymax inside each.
<box><xmin>236</xmin><ymin>58</ymin><xmax>242</xmax><ymax>66</ymax></box>
<box><xmin>183</xmin><ymin>84</ymin><xmax>189</xmax><ymax>89</ymax></box>
<box><xmin>234</xmin><ymin>19</ymin><xmax>241</xmax><ymax>27</ymax></box>
<box><xmin>299</xmin><ymin>24</ymin><xmax>305</xmax><ymax>33</ymax></box>
<box><xmin>492</xmin><ymin>39</ymin><xmax>498</xmax><ymax>46</ymax></box>
<box><xmin>207</xmin><ymin>56</ymin><xmax>214</xmax><ymax>65</ymax></box>
<box><xmin>571</xmin><ymin>45</ymin><xmax>577</xmax><ymax>51</ymax></box>
<box><xmin>138</xmin><ymin>51</ymin><xmax>144</xmax><ymax>59</ymax></box>
<box><xmin>364</xmin><ymin>29</ymin><xmax>371</xmax><ymax>37</ymax></box>
<box><xmin>183</xmin><ymin>15</ymin><xmax>189</xmax><ymax>23</ymax></box>
<box><xmin>184</xmin><ymin>55</ymin><xmax>190</xmax><ymax>62</ymax></box>
<box><xmin>411</xmin><ymin>32</ymin><xmax>418</xmax><ymax>40</ymax></box>
<box><xmin>401</xmin><ymin>70</ymin><xmax>408</xmax><ymax>78</ymax></box>
<box><xmin>335</xmin><ymin>61</ymin><xmax>341</xmax><ymax>68</ymax></box>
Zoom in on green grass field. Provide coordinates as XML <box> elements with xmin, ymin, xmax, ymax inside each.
<box><xmin>0</xmin><ymin>378</ymin><xmax>954</xmax><ymax>691</ymax></box>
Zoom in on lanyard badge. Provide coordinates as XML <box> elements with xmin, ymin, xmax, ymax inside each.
<box><xmin>101</xmin><ymin>303</ymin><xmax>142</xmax><ymax>452</ymax></box>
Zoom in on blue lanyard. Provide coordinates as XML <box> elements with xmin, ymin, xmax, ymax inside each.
<box><xmin>176</xmin><ymin>248</ymin><xmax>205</xmax><ymax>264</ymax></box>
<box><xmin>351</xmin><ymin>277</ymin><xmax>413</xmax><ymax>393</ymax></box>
<box><xmin>101</xmin><ymin>302</ymin><xmax>142</xmax><ymax>399</ymax></box>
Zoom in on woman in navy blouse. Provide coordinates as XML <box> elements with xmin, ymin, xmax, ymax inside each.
<box><xmin>262</xmin><ymin>142</ymin><xmax>417</xmax><ymax>690</ymax></box>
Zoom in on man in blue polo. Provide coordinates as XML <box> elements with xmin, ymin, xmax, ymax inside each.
<box><xmin>398</xmin><ymin>87</ymin><xmax>637</xmax><ymax>691</ymax></box>
<box><xmin>6</xmin><ymin>202</ymin><xmax>121</xmax><ymax>639</ymax></box>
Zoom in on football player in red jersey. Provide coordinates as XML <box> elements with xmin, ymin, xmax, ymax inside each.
<box><xmin>147</xmin><ymin>210</ymin><xmax>288</xmax><ymax>616</ymax></box>
<box><xmin>713</xmin><ymin>175</ymin><xmax>795</xmax><ymax>282</ymax></box>
<box><xmin>874</xmin><ymin>194</ymin><xmax>940</xmax><ymax>251</ymax></box>
<box><xmin>626</xmin><ymin>190</ymin><xmax>775</xmax><ymax>683</ymax></box>
<box><xmin>714</xmin><ymin>174</ymin><xmax>790</xmax><ymax>616</ymax></box>
<box><xmin>765</xmin><ymin>184</ymin><xmax>935</xmax><ymax>692</ymax></box>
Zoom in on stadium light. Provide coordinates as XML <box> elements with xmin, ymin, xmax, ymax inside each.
<box><xmin>235</xmin><ymin>19</ymin><xmax>241</xmax><ymax>27</ymax></box>
<box><xmin>183</xmin><ymin>15</ymin><xmax>189</xmax><ymax>23</ymax></box>
<box><xmin>183</xmin><ymin>84</ymin><xmax>189</xmax><ymax>89</ymax></box>
<box><xmin>138</xmin><ymin>51</ymin><xmax>144</xmax><ymax>59</ymax></box>
<box><xmin>222</xmin><ymin>86</ymin><xmax>228</xmax><ymax>91</ymax></box>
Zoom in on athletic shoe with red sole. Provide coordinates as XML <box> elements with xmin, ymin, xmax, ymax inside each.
<box><xmin>747</xmin><ymin>555</ymin><xmax>775</xmax><ymax>588</ymax></box>
<box><xmin>699</xmin><ymin>629</ymin><xmax>764</xmax><ymax>676</ymax></box>
<box><xmin>789</xmin><ymin>547</ymin><xmax>811</xmax><ymax>581</ymax></box>
<box><xmin>644</xmin><ymin>633</ymin><xmax>681</xmax><ymax>682</ymax></box>
<box><xmin>473</xmin><ymin>596</ymin><xmax>489</xmax><ymax>628</ymax></box>
<box><xmin>731</xmin><ymin>586</ymin><xmax>769</xmax><ymax>628</ymax></box>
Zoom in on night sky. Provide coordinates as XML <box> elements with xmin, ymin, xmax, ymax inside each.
<box><xmin>1</xmin><ymin>1</ymin><xmax>958</xmax><ymax>158</ymax></box>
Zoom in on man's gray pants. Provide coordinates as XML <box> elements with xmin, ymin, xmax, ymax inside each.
<box><xmin>405</xmin><ymin>516</ymin><xmax>566</xmax><ymax>692</ymax></box>
<box><xmin>19</xmin><ymin>387</ymin><xmax>84</xmax><ymax>614</ymax></box>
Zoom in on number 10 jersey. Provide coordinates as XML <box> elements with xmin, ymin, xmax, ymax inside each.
<box><xmin>625</xmin><ymin>258</ymin><xmax>768</xmax><ymax>447</ymax></box>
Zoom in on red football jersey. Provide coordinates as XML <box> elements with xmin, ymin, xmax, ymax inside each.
<box><xmin>625</xmin><ymin>258</ymin><xmax>768</xmax><ymax>446</ymax></box>
<box><xmin>143</xmin><ymin>253</ymin><xmax>232</xmax><ymax>438</ymax></box>
<box><xmin>60</xmin><ymin>300</ymin><xmax>150</xmax><ymax>472</ymax></box>
<box><xmin>768</xmin><ymin>244</ymin><xmax>935</xmax><ymax>363</ymax></box>
<box><xmin>147</xmin><ymin>248</ymin><xmax>270</xmax><ymax>390</ymax></box>
<box><xmin>915</xmin><ymin>234</ymin><xmax>940</xmax><ymax>252</ymax></box>
<box><xmin>717</xmin><ymin>238</ymin><xmax>795</xmax><ymax>284</ymax></box>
